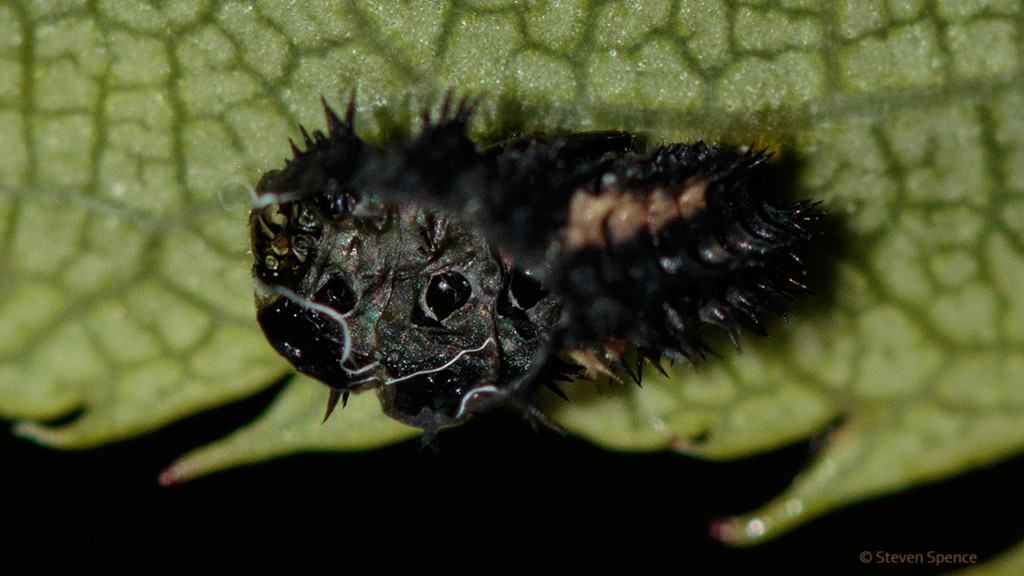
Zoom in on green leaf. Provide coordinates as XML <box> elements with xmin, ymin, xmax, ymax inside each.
<box><xmin>3</xmin><ymin>0</ymin><xmax>1023</xmax><ymax>567</ymax></box>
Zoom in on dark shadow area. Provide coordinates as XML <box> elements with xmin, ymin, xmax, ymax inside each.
<box><xmin>3</xmin><ymin>400</ymin><xmax>1021</xmax><ymax>573</ymax></box>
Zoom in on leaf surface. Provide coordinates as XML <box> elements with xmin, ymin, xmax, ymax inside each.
<box><xmin>2</xmin><ymin>1</ymin><xmax>1022</xmax><ymax>566</ymax></box>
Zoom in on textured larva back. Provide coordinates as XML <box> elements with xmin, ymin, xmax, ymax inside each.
<box><xmin>249</xmin><ymin>93</ymin><xmax>818</xmax><ymax>436</ymax></box>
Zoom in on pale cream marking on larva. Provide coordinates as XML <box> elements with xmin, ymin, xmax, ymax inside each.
<box><xmin>645</xmin><ymin>188</ymin><xmax>681</xmax><ymax>232</ymax></box>
<box><xmin>676</xmin><ymin>176</ymin><xmax>708</xmax><ymax>217</ymax></box>
<box><xmin>567</xmin><ymin>185</ymin><xmax>651</xmax><ymax>247</ymax></box>
<box><xmin>606</xmin><ymin>194</ymin><xmax>648</xmax><ymax>244</ymax></box>
<box><xmin>602</xmin><ymin>338</ymin><xmax>627</xmax><ymax>359</ymax></box>
<box><xmin>566</xmin><ymin>187</ymin><xmax>622</xmax><ymax>248</ymax></box>
<box><xmin>566</xmin><ymin>348</ymin><xmax>621</xmax><ymax>382</ymax></box>
<box><xmin>566</xmin><ymin>176</ymin><xmax>710</xmax><ymax>249</ymax></box>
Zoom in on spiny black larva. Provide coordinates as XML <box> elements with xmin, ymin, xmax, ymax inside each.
<box><xmin>249</xmin><ymin>92</ymin><xmax>819</xmax><ymax>440</ymax></box>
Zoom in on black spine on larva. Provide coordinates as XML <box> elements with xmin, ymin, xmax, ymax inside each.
<box><xmin>355</xmin><ymin>94</ymin><xmax>490</xmax><ymax>212</ymax></box>
<box><xmin>256</xmin><ymin>94</ymin><xmax>365</xmax><ymax>216</ymax></box>
<box><xmin>353</xmin><ymin>99</ymin><xmax>636</xmax><ymax>271</ymax></box>
<box><xmin>482</xmin><ymin>132</ymin><xmax>631</xmax><ymax>267</ymax></box>
<box><xmin>550</xmin><ymin>142</ymin><xmax>817</xmax><ymax>359</ymax></box>
<box><xmin>347</xmin><ymin>100</ymin><xmax>816</xmax><ymax>360</ymax></box>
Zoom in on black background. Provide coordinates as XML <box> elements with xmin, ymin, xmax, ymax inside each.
<box><xmin>4</xmin><ymin>383</ymin><xmax>1022</xmax><ymax>574</ymax></box>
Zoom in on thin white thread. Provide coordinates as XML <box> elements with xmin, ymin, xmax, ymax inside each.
<box><xmin>343</xmin><ymin>361</ymin><xmax>378</xmax><ymax>376</ymax></box>
<box><xmin>383</xmin><ymin>338</ymin><xmax>494</xmax><ymax>386</ymax></box>
<box><xmin>268</xmin><ymin>285</ymin><xmax>353</xmax><ymax>365</ymax></box>
<box><xmin>349</xmin><ymin>376</ymin><xmax>382</xmax><ymax>387</ymax></box>
<box><xmin>250</xmin><ymin>189</ymin><xmax>306</xmax><ymax>210</ymax></box>
<box><xmin>217</xmin><ymin>179</ymin><xmax>257</xmax><ymax>212</ymax></box>
<box><xmin>456</xmin><ymin>384</ymin><xmax>501</xmax><ymax>419</ymax></box>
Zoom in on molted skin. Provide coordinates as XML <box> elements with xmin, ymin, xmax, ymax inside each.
<box><xmin>250</xmin><ymin>93</ymin><xmax>817</xmax><ymax>436</ymax></box>
<box><xmin>252</xmin><ymin>192</ymin><xmax>561</xmax><ymax>432</ymax></box>
<box><xmin>250</xmin><ymin>97</ymin><xmax>561</xmax><ymax>434</ymax></box>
